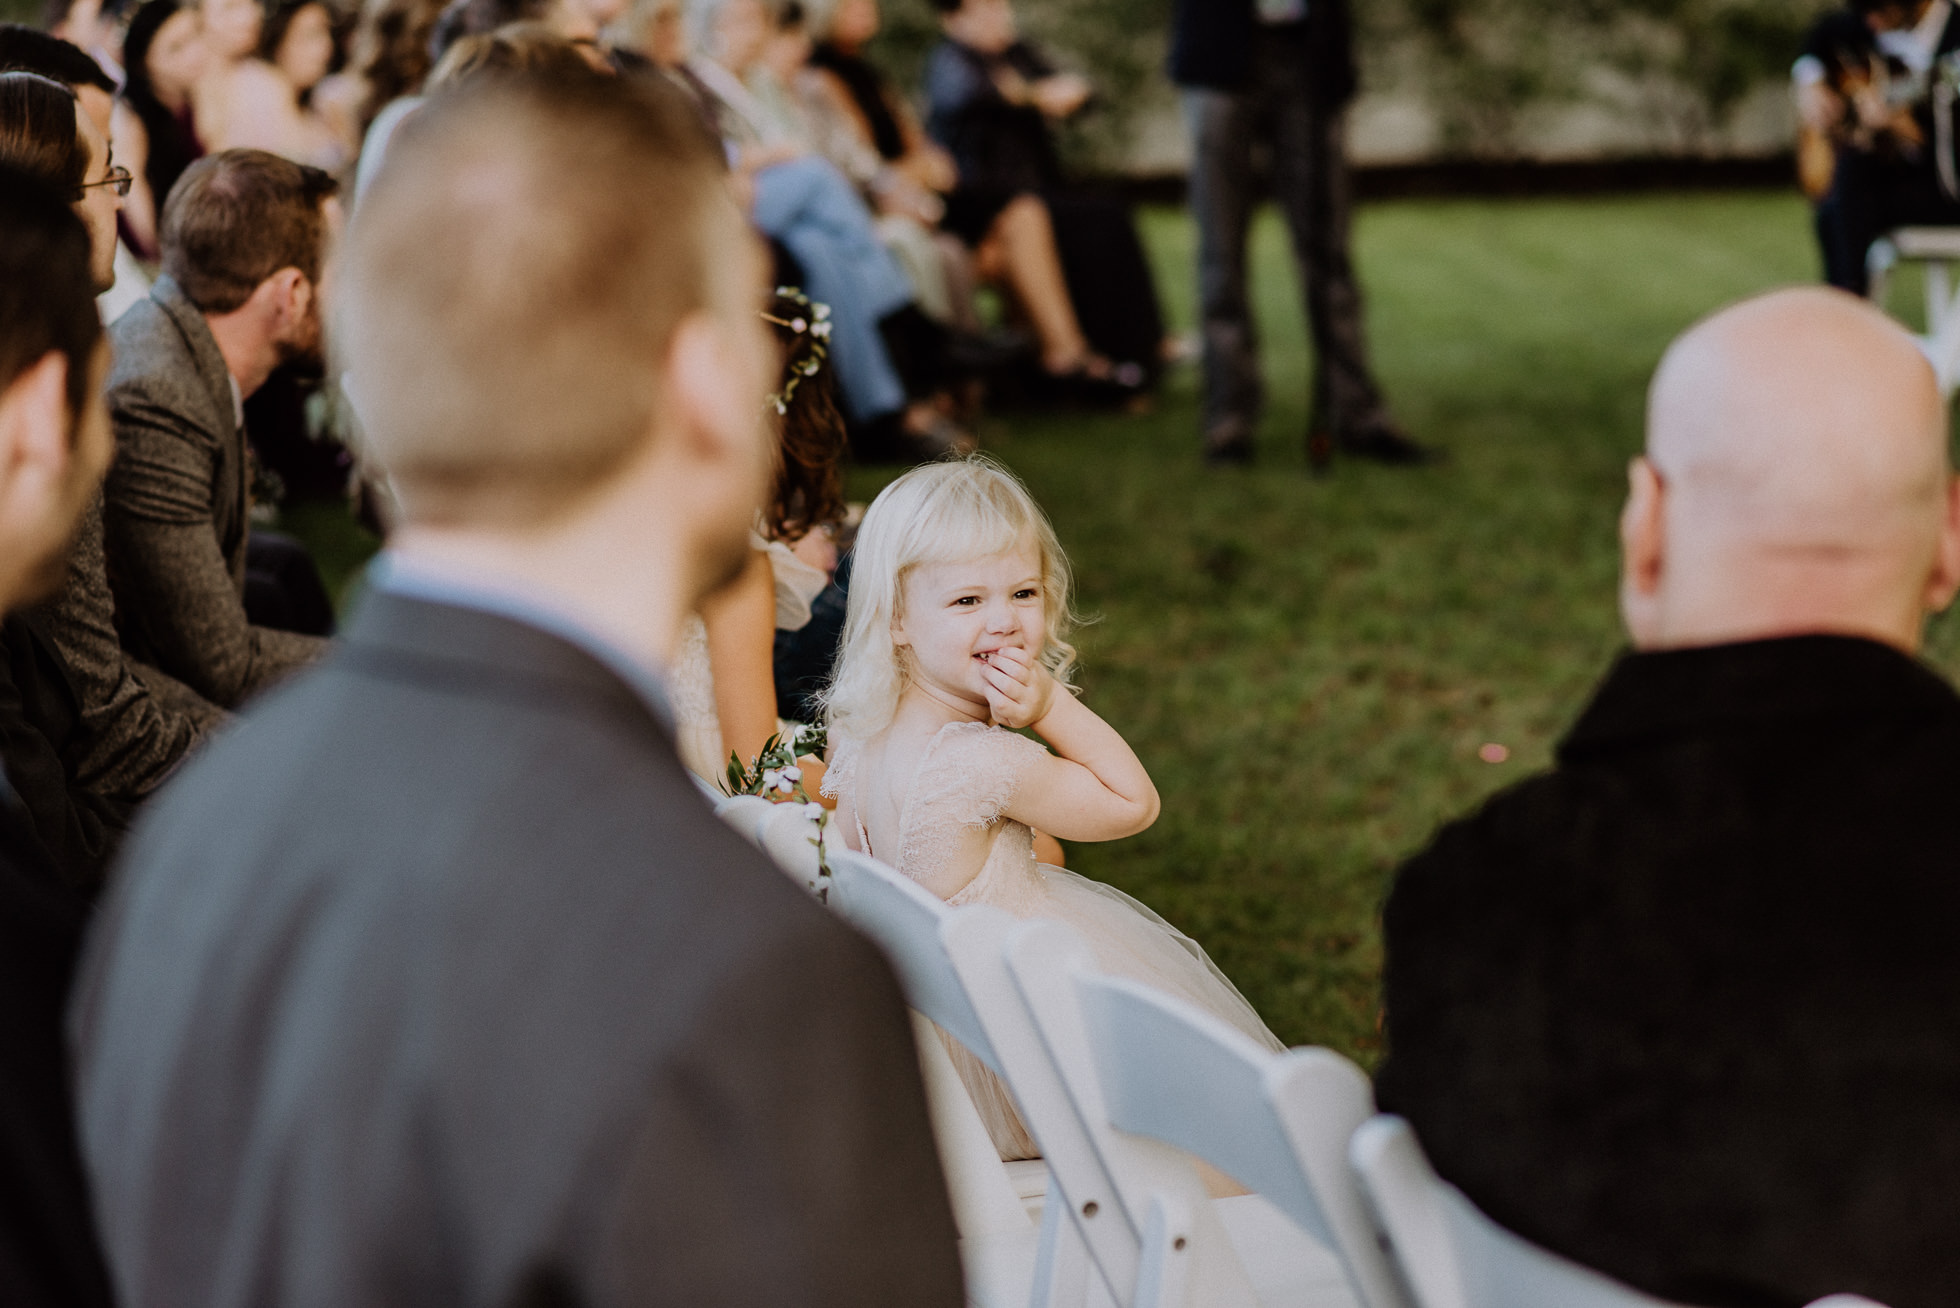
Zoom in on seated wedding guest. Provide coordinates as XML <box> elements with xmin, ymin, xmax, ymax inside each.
<box><xmin>0</xmin><ymin>164</ymin><xmax>119</xmax><ymax>1308</ymax></box>
<box><xmin>689</xmin><ymin>0</ymin><xmax>970</xmax><ymax>459</ymax></box>
<box><xmin>73</xmin><ymin>71</ymin><xmax>962</xmax><ymax>1307</ymax></box>
<box><xmin>1377</xmin><ymin>287</ymin><xmax>1960</xmax><ymax>1307</ymax></box>
<box><xmin>2</xmin><ymin>71</ymin><xmax>212</xmax><ymax>810</ymax></box>
<box><xmin>671</xmin><ymin>286</ymin><xmax>848</xmax><ymax>781</ymax></box>
<box><xmin>924</xmin><ymin>0</ymin><xmax>1160</xmax><ymax>400</ymax></box>
<box><xmin>186</xmin><ymin>0</ymin><xmax>262</xmax><ymax>141</ymax></box>
<box><xmin>101</xmin><ymin>149</ymin><xmax>333</xmax><ymax>709</ymax></box>
<box><xmin>44</xmin><ymin>0</ymin><xmax>122</xmax><ymax>84</ymax></box>
<box><xmin>802</xmin><ymin>0</ymin><xmax>975</xmax><ymax>329</ymax></box>
<box><xmin>0</xmin><ymin>25</ymin><xmax>152</xmax><ymax>319</ymax></box>
<box><xmin>343</xmin><ymin>0</ymin><xmax>444</xmax><ymax>195</ymax></box>
<box><xmin>114</xmin><ymin>0</ymin><xmax>207</xmax><ymax>255</ymax></box>
<box><xmin>215</xmin><ymin>0</ymin><xmax>360</xmax><ymax>171</ymax></box>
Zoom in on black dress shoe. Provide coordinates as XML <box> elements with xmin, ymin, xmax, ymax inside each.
<box><xmin>1337</xmin><ymin>426</ymin><xmax>1443</xmax><ymax>466</ymax></box>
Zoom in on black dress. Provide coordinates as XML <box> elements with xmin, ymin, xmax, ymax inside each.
<box><xmin>922</xmin><ymin>38</ymin><xmax>1164</xmax><ymax>373</ymax></box>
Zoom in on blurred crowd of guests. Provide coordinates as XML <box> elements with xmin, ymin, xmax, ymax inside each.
<box><xmin>25</xmin><ymin>0</ymin><xmax>1192</xmax><ymax>470</ymax></box>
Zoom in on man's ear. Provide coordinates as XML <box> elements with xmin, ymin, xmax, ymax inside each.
<box><xmin>1924</xmin><ymin>472</ymin><xmax>1960</xmax><ymax>613</ymax></box>
<box><xmin>666</xmin><ymin>310</ymin><xmax>764</xmax><ymax>470</ymax></box>
<box><xmin>0</xmin><ymin>353</ymin><xmax>74</xmax><ymax>519</ymax></box>
<box><xmin>1620</xmin><ymin>456</ymin><xmax>1666</xmax><ymax>597</ymax></box>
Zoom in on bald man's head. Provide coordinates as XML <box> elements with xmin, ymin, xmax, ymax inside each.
<box><xmin>1623</xmin><ymin>286</ymin><xmax>1960</xmax><ymax>653</ymax></box>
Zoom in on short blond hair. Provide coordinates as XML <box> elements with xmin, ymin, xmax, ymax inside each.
<box><xmin>335</xmin><ymin>72</ymin><xmax>730</xmax><ymax>525</ymax></box>
<box><xmin>823</xmin><ymin>455</ymin><xmax>1078</xmax><ymax>750</ymax></box>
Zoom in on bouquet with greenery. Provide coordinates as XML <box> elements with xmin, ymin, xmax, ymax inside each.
<box><xmin>722</xmin><ymin>725</ymin><xmax>832</xmax><ymax>887</ymax></box>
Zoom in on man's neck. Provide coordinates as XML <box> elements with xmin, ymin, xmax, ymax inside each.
<box><xmin>202</xmin><ymin>307</ymin><xmax>279</xmax><ymax>401</ymax></box>
<box><xmin>387</xmin><ymin>523</ymin><xmax>693</xmax><ymax>674</ymax></box>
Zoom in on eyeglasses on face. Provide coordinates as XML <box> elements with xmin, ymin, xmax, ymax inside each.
<box><xmin>78</xmin><ymin>165</ymin><xmax>133</xmax><ymax>199</ymax></box>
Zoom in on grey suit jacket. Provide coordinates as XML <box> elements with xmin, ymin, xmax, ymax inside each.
<box><xmin>35</xmin><ymin>490</ymin><xmax>219</xmax><ymax>803</ymax></box>
<box><xmin>103</xmin><ymin>277</ymin><xmax>326</xmax><ymax>708</ymax></box>
<box><xmin>72</xmin><ymin>591</ymin><xmax>964</xmax><ymax>1308</ymax></box>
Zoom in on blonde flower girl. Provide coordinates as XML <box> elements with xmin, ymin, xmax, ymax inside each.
<box><xmin>823</xmin><ymin>456</ymin><xmax>1283</xmax><ymax>1161</ymax></box>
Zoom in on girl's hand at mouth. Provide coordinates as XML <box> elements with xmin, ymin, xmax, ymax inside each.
<box><xmin>979</xmin><ymin>646</ymin><xmax>1055</xmax><ymax>729</ymax></box>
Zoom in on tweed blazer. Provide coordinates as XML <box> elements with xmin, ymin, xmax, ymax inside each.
<box><xmin>103</xmin><ymin>277</ymin><xmax>326</xmax><ymax>709</ymax></box>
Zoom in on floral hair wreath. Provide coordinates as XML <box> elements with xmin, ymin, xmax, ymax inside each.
<box><xmin>761</xmin><ymin>286</ymin><xmax>834</xmax><ymax>417</ymax></box>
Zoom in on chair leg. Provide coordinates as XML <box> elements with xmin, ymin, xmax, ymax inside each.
<box><xmin>1132</xmin><ymin>1193</ymin><xmax>1197</xmax><ymax>1308</ymax></box>
<box><xmin>1031</xmin><ymin>1195</ymin><xmax>1095</xmax><ymax>1308</ymax></box>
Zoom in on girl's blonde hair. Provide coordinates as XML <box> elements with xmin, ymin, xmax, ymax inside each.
<box><xmin>824</xmin><ymin>455</ymin><xmax>1078</xmax><ymax>749</ymax></box>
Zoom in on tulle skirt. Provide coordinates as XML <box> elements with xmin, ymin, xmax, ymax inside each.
<box><xmin>940</xmin><ymin>861</ymin><xmax>1284</xmax><ymax>1161</ymax></box>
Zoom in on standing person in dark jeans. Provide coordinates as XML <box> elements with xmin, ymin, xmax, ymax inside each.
<box><xmin>0</xmin><ymin>165</ymin><xmax>118</xmax><ymax>1308</ymax></box>
<box><xmin>1170</xmin><ymin>0</ymin><xmax>1432</xmax><ymax>468</ymax></box>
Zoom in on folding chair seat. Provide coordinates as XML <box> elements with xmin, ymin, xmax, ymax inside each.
<box><xmin>999</xmin><ymin>918</ymin><xmax>1361</xmax><ymax>1308</ymax></box>
<box><xmin>1348</xmin><ymin>1115</ymin><xmax>1887</xmax><ymax>1308</ymax></box>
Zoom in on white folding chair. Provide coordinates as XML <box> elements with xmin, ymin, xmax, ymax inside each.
<box><xmin>1002</xmin><ymin>918</ymin><xmax>1351</xmax><ymax>1308</ymax></box>
<box><xmin>1075</xmin><ymin>973</ymin><xmax>1406</xmax><ymax>1308</ymax></box>
<box><xmin>1348</xmin><ymin>1115</ymin><xmax>1887</xmax><ymax>1308</ymax></box>
<box><xmin>1867</xmin><ymin>226</ymin><xmax>1960</xmax><ymax>395</ymax></box>
<box><xmin>826</xmin><ymin>850</ymin><xmax>1116</xmax><ymax>1308</ymax></box>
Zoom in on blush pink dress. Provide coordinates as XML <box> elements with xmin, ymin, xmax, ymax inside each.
<box><xmin>827</xmin><ymin>720</ymin><xmax>1284</xmax><ymax>1160</ymax></box>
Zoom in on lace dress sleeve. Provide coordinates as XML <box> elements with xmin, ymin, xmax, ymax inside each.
<box><xmin>820</xmin><ymin>739</ymin><xmax>854</xmax><ymax>804</ymax></box>
<box><xmin>911</xmin><ymin>723</ymin><xmax>1052</xmax><ymax>831</ymax></box>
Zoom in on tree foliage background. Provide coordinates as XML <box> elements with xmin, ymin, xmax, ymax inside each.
<box><xmin>867</xmin><ymin>0</ymin><xmax>1822</xmax><ymax>163</ymax></box>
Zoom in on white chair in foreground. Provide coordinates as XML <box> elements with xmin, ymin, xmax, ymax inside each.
<box><xmin>826</xmin><ymin>849</ymin><xmax>1115</xmax><ymax>1308</ymax></box>
<box><xmin>1002</xmin><ymin>919</ymin><xmax>1350</xmax><ymax>1308</ymax></box>
<box><xmin>1075</xmin><ymin>973</ymin><xmax>1406</xmax><ymax>1308</ymax></box>
<box><xmin>1348</xmin><ymin>1115</ymin><xmax>1887</xmax><ymax>1308</ymax></box>
<box><xmin>1867</xmin><ymin>226</ymin><xmax>1960</xmax><ymax>395</ymax></box>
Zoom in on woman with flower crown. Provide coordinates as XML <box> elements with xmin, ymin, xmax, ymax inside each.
<box><xmin>666</xmin><ymin>288</ymin><xmax>850</xmax><ymax>783</ymax></box>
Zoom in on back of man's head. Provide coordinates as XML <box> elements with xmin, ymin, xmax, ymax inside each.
<box><xmin>162</xmin><ymin>149</ymin><xmax>338</xmax><ymax>314</ymax></box>
<box><xmin>0</xmin><ymin>161</ymin><xmax>100</xmax><ymax>414</ymax></box>
<box><xmin>0</xmin><ymin>69</ymin><xmax>86</xmax><ymax>195</ymax></box>
<box><xmin>336</xmin><ymin>71</ymin><xmax>739</xmax><ymax>526</ymax></box>
<box><xmin>1626</xmin><ymin>286</ymin><xmax>1960</xmax><ymax>652</ymax></box>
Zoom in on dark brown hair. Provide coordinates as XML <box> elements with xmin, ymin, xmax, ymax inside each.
<box><xmin>161</xmin><ymin>149</ymin><xmax>339</xmax><ymax>313</ymax></box>
<box><xmin>0</xmin><ymin>71</ymin><xmax>87</xmax><ymax>197</ymax></box>
<box><xmin>0</xmin><ymin>161</ymin><xmax>102</xmax><ymax>417</ymax></box>
<box><xmin>764</xmin><ymin>288</ymin><xmax>846</xmax><ymax>542</ymax></box>
<box><xmin>348</xmin><ymin>0</ymin><xmax>447</xmax><ymax>131</ymax></box>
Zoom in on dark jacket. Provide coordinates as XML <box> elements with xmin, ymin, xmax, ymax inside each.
<box><xmin>0</xmin><ymin>791</ymin><xmax>113</xmax><ymax>1308</ymax></box>
<box><xmin>0</xmin><ymin>613</ymin><xmax>131</xmax><ymax>892</ymax></box>
<box><xmin>103</xmin><ymin>276</ymin><xmax>325</xmax><ymax>709</ymax></box>
<box><xmin>1377</xmin><ymin>635</ymin><xmax>1960</xmax><ymax>1308</ymax></box>
<box><xmin>72</xmin><ymin>591</ymin><xmax>964</xmax><ymax>1308</ymax></box>
<box><xmin>1802</xmin><ymin>5</ymin><xmax>1960</xmax><ymax>179</ymax></box>
<box><xmin>1168</xmin><ymin>0</ymin><xmax>1357</xmax><ymax>107</ymax></box>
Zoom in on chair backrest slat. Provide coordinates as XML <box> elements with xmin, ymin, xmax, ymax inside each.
<box><xmin>1079</xmin><ymin>972</ymin><xmax>1409</xmax><ymax>1308</ymax></box>
<box><xmin>825</xmin><ymin>849</ymin><xmax>1005</xmax><ymax>1075</ymax></box>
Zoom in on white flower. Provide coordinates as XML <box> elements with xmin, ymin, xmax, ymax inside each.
<box><xmin>783</xmin><ymin>765</ymin><xmax>802</xmax><ymax>783</ymax></box>
<box><xmin>774</xmin><ymin>777</ymin><xmax>795</xmax><ymax>795</ymax></box>
<box><xmin>803</xmin><ymin>802</ymin><xmax>825</xmax><ymax>820</ymax></box>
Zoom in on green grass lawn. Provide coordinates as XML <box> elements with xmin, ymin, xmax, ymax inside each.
<box><xmin>294</xmin><ymin>190</ymin><xmax>1960</xmax><ymax>1066</ymax></box>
